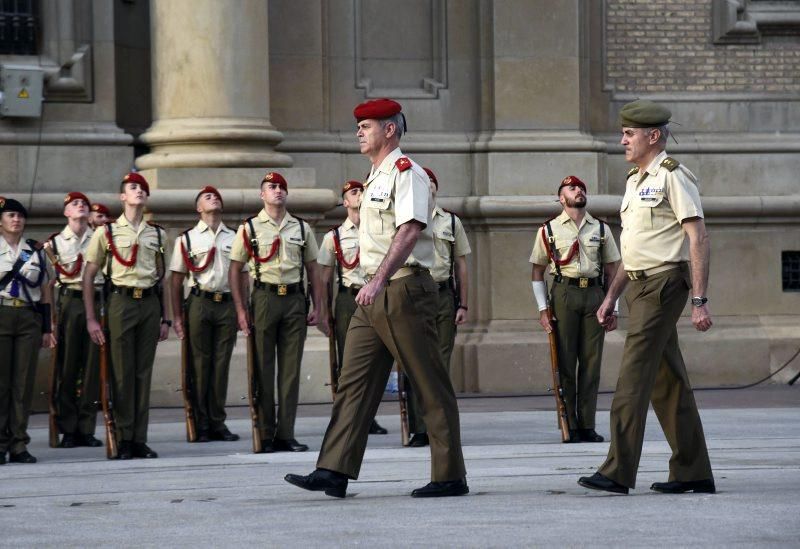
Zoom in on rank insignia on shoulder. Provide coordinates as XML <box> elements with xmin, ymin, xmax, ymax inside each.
<box><xmin>626</xmin><ymin>167</ymin><xmax>639</xmax><ymax>178</ymax></box>
<box><xmin>660</xmin><ymin>157</ymin><xmax>680</xmax><ymax>171</ymax></box>
<box><xmin>395</xmin><ymin>157</ymin><xmax>412</xmax><ymax>172</ymax></box>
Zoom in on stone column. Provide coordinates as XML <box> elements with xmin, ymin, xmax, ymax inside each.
<box><xmin>136</xmin><ymin>0</ymin><xmax>291</xmax><ymax>168</ymax></box>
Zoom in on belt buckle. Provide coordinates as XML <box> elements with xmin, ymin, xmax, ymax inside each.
<box><xmin>13</xmin><ymin>298</ymin><xmax>26</xmax><ymax>307</ymax></box>
<box><xmin>627</xmin><ymin>271</ymin><xmax>641</xmax><ymax>281</ymax></box>
<box><xmin>579</xmin><ymin>277</ymin><xmax>589</xmax><ymax>288</ymax></box>
<box><xmin>277</xmin><ymin>284</ymin><xmax>288</xmax><ymax>296</ymax></box>
<box><xmin>213</xmin><ymin>292</ymin><xmax>223</xmax><ymax>303</ymax></box>
<box><xmin>132</xmin><ymin>287</ymin><xmax>143</xmax><ymax>299</ymax></box>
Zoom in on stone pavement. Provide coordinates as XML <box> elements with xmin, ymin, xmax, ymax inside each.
<box><xmin>1</xmin><ymin>386</ymin><xmax>798</xmax><ymax>548</ymax></box>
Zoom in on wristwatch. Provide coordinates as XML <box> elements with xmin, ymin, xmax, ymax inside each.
<box><xmin>690</xmin><ymin>296</ymin><xmax>708</xmax><ymax>307</ymax></box>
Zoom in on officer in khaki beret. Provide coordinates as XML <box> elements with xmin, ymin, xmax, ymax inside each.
<box><xmin>285</xmin><ymin>98</ymin><xmax>467</xmax><ymax>499</ymax></box>
<box><xmin>170</xmin><ymin>186</ymin><xmax>241</xmax><ymax>443</ymax></box>
<box><xmin>229</xmin><ymin>172</ymin><xmax>325</xmax><ymax>454</ymax></box>
<box><xmin>0</xmin><ymin>198</ymin><xmax>56</xmax><ymax>464</ymax></box>
<box><xmin>83</xmin><ymin>173</ymin><xmax>172</xmax><ymax>460</ymax></box>
<box><xmin>404</xmin><ymin>166</ymin><xmax>471</xmax><ymax>448</ymax></box>
<box><xmin>530</xmin><ymin>176</ymin><xmax>620</xmax><ymax>444</ymax></box>
<box><xmin>579</xmin><ymin>100</ymin><xmax>715</xmax><ymax>495</ymax></box>
<box><xmin>43</xmin><ymin>192</ymin><xmax>103</xmax><ymax>449</ymax></box>
<box><xmin>316</xmin><ymin>180</ymin><xmax>387</xmax><ymax>436</ymax></box>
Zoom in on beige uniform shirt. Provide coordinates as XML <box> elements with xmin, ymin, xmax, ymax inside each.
<box><xmin>85</xmin><ymin>214</ymin><xmax>166</xmax><ymax>288</ymax></box>
<box><xmin>230</xmin><ymin>210</ymin><xmax>319</xmax><ymax>284</ymax></box>
<box><xmin>619</xmin><ymin>151</ymin><xmax>704</xmax><ymax>271</ymax></box>
<box><xmin>46</xmin><ymin>225</ymin><xmax>103</xmax><ymax>289</ymax></box>
<box><xmin>0</xmin><ymin>237</ymin><xmax>50</xmax><ymax>302</ymax></box>
<box><xmin>360</xmin><ymin>147</ymin><xmax>434</xmax><ymax>276</ymax></box>
<box><xmin>317</xmin><ymin>218</ymin><xmax>366</xmax><ymax>288</ymax></box>
<box><xmin>530</xmin><ymin>210</ymin><xmax>621</xmax><ymax>278</ymax></box>
<box><xmin>169</xmin><ymin>221</ymin><xmax>237</xmax><ymax>293</ymax></box>
<box><xmin>431</xmin><ymin>207</ymin><xmax>471</xmax><ymax>283</ymax></box>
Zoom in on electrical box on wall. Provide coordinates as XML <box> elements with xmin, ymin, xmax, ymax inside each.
<box><xmin>0</xmin><ymin>65</ymin><xmax>44</xmax><ymax>118</ymax></box>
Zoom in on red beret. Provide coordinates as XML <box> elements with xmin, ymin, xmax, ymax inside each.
<box><xmin>261</xmin><ymin>172</ymin><xmax>288</xmax><ymax>192</ymax></box>
<box><xmin>558</xmin><ymin>175</ymin><xmax>587</xmax><ymax>195</ymax></box>
<box><xmin>423</xmin><ymin>167</ymin><xmax>438</xmax><ymax>189</ymax></box>
<box><xmin>91</xmin><ymin>203</ymin><xmax>110</xmax><ymax>216</ymax></box>
<box><xmin>122</xmin><ymin>172</ymin><xmax>150</xmax><ymax>196</ymax></box>
<box><xmin>195</xmin><ymin>185</ymin><xmax>224</xmax><ymax>207</ymax></box>
<box><xmin>341</xmin><ymin>180</ymin><xmax>364</xmax><ymax>196</ymax></box>
<box><xmin>63</xmin><ymin>192</ymin><xmax>91</xmax><ymax>207</ymax></box>
<box><xmin>353</xmin><ymin>98</ymin><xmax>402</xmax><ymax>122</ymax></box>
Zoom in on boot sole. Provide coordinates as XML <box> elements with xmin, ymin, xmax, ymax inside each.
<box><xmin>650</xmin><ymin>486</ymin><xmax>716</xmax><ymax>494</ymax></box>
<box><xmin>578</xmin><ymin>479</ymin><xmax>629</xmax><ymax>494</ymax></box>
<box><xmin>411</xmin><ymin>486</ymin><xmax>469</xmax><ymax>498</ymax></box>
<box><xmin>285</xmin><ymin>475</ymin><xmax>347</xmax><ymax>498</ymax></box>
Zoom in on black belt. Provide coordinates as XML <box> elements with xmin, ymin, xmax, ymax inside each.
<box><xmin>110</xmin><ymin>284</ymin><xmax>158</xmax><ymax>299</ymax></box>
<box><xmin>338</xmin><ymin>285</ymin><xmax>362</xmax><ymax>296</ymax></box>
<box><xmin>253</xmin><ymin>281</ymin><xmax>303</xmax><ymax>296</ymax></box>
<box><xmin>60</xmin><ymin>287</ymin><xmax>101</xmax><ymax>299</ymax></box>
<box><xmin>190</xmin><ymin>287</ymin><xmax>232</xmax><ymax>302</ymax></box>
<box><xmin>554</xmin><ymin>276</ymin><xmax>600</xmax><ymax>288</ymax></box>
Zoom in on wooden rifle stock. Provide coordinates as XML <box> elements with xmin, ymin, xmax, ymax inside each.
<box><xmin>246</xmin><ymin>323</ymin><xmax>262</xmax><ymax>454</ymax></box>
<box><xmin>327</xmin><ymin>282</ymin><xmax>338</xmax><ymax>398</ymax></box>
<box><xmin>545</xmin><ymin>308</ymin><xmax>571</xmax><ymax>442</ymax></box>
<box><xmin>397</xmin><ymin>369</ymin><xmax>410</xmax><ymax>446</ymax></box>
<box><xmin>180</xmin><ymin>307</ymin><xmax>197</xmax><ymax>442</ymax></box>
<box><xmin>99</xmin><ymin>299</ymin><xmax>118</xmax><ymax>459</ymax></box>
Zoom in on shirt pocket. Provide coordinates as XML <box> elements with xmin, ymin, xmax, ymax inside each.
<box><xmin>364</xmin><ymin>198</ymin><xmax>391</xmax><ymax>235</ymax></box>
<box><xmin>285</xmin><ymin>236</ymin><xmax>306</xmax><ymax>265</ymax></box>
<box><xmin>637</xmin><ymin>195</ymin><xmax>664</xmax><ymax>229</ymax></box>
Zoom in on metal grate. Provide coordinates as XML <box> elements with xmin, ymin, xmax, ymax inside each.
<box><xmin>0</xmin><ymin>0</ymin><xmax>39</xmax><ymax>55</ymax></box>
<box><xmin>782</xmin><ymin>251</ymin><xmax>800</xmax><ymax>291</ymax></box>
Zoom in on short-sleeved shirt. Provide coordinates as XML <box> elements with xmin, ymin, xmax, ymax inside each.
<box><xmin>431</xmin><ymin>206</ymin><xmax>471</xmax><ymax>283</ymax></box>
<box><xmin>229</xmin><ymin>209</ymin><xmax>319</xmax><ymax>284</ymax></box>
<box><xmin>530</xmin><ymin>210</ymin><xmax>621</xmax><ymax>278</ymax></box>
<box><xmin>0</xmin><ymin>236</ymin><xmax>50</xmax><ymax>302</ymax></box>
<box><xmin>84</xmin><ymin>214</ymin><xmax>166</xmax><ymax>288</ymax></box>
<box><xmin>619</xmin><ymin>151</ymin><xmax>704</xmax><ymax>271</ymax></box>
<box><xmin>46</xmin><ymin>225</ymin><xmax>103</xmax><ymax>289</ymax></box>
<box><xmin>360</xmin><ymin>147</ymin><xmax>433</xmax><ymax>275</ymax></box>
<box><xmin>169</xmin><ymin>220</ymin><xmax>237</xmax><ymax>293</ymax></box>
<box><xmin>317</xmin><ymin>218</ymin><xmax>366</xmax><ymax>288</ymax></box>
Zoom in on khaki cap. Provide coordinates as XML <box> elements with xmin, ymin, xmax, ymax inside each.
<box><xmin>619</xmin><ymin>99</ymin><xmax>671</xmax><ymax>128</ymax></box>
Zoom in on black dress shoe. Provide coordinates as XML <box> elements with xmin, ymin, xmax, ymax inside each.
<box><xmin>273</xmin><ymin>438</ymin><xmax>309</xmax><ymax>452</ymax></box>
<box><xmin>78</xmin><ymin>434</ymin><xmax>103</xmax><ymax>447</ymax></box>
<box><xmin>59</xmin><ymin>433</ymin><xmax>77</xmax><ymax>448</ymax></box>
<box><xmin>578</xmin><ymin>472</ymin><xmax>629</xmax><ymax>494</ymax></box>
<box><xmin>408</xmin><ymin>433</ymin><xmax>429</xmax><ymax>447</ymax></box>
<box><xmin>284</xmin><ymin>468</ymin><xmax>348</xmax><ymax>498</ymax></box>
<box><xmin>117</xmin><ymin>441</ymin><xmax>133</xmax><ymax>460</ymax></box>
<box><xmin>9</xmin><ymin>451</ymin><xmax>37</xmax><ymax>464</ymax></box>
<box><xmin>562</xmin><ymin>430</ymin><xmax>580</xmax><ymax>443</ymax></box>
<box><xmin>195</xmin><ymin>431</ymin><xmax>210</xmax><ymax>443</ymax></box>
<box><xmin>650</xmin><ymin>479</ymin><xmax>715</xmax><ymax>494</ymax></box>
<box><xmin>578</xmin><ymin>429</ymin><xmax>605</xmax><ymax>443</ymax></box>
<box><xmin>132</xmin><ymin>443</ymin><xmax>158</xmax><ymax>459</ymax></box>
<box><xmin>368</xmin><ymin>420</ymin><xmax>388</xmax><ymax>435</ymax></box>
<box><xmin>411</xmin><ymin>478</ymin><xmax>469</xmax><ymax>498</ymax></box>
<box><xmin>210</xmin><ymin>427</ymin><xmax>240</xmax><ymax>442</ymax></box>
<box><xmin>259</xmin><ymin>440</ymin><xmax>275</xmax><ymax>453</ymax></box>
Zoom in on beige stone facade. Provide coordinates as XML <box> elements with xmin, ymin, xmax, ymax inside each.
<box><xmin>1</xmin><ymin>1</ymin><xmax>797</xmax><ymax>409</ymax></box>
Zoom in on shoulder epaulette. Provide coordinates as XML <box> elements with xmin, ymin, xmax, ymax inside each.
<box><xmin>45</xmin><ymin>231</ymin><xmax>60</xmax><ymax>243</ymax></box>
<box><xmin>626</xmin><ymin>167</ymin><xmax>639</xmax><ymax>178</ymax></box>
<box><xmin>147</xmin><ymin>221</ymin><xmax>166</xmax><ymax>233</ymax></box>
<box><xmin>26</xmin><ymin>238</ymin><xmax>42</xmax><ymax>251</ymax></box>
<box><xmin>660</xmin><ymin>157</ymin><xmax>680</xmax><ymax>171</ymax></box>
<box><xmin>395</xmin><ymin>156</ymin><xmax>412</xmax><ymax>172</ymax></box>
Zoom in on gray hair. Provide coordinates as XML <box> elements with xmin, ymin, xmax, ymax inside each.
<box><xmin>380</xmin><ymin>113</ymin><xmax>405</xmax><ymax>140</ymax></box>
<box><xmin>653</xmin><ymin>124</ymin><xmax>669</xmax><ymax>146</ymax></box>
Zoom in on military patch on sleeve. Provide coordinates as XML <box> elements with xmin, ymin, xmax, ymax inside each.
<box><xmin>660</xmin><ymin>157</ymin><xmax>680</xmax><ymax>171</ymax></box>
<box><xmin>395</xmin><ymin>157</ymin><xmax>412</xmax><ymax>172</ymax></box>
<box><xmin>626</xmin><ymin>167</ymin><xmax>639</xmax><ymax>178</ymax></box>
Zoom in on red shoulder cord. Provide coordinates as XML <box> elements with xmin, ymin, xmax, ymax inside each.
<box><xmin>540</xmin><ymin>228</ymin><xmax>580</xmax><ymax>266</ymax></box>
<box><xmin>332</xmin><ymin>231</ymin><xmax>359</xmax><ymax>269</ymax></box>
<box><xmin>241</xmin><ymin>227</ymin><xmax>280</xmax><ymax>263</ymax></box>
<box><xmin>105</xmin><ymin>224</ymin><xmax>138</xmax><ymax>267</ymax></box>
<box><xmin>54</xmin><ymin>254</ymin><xmax>84</xmax><ymax>278</ymax></box>
<box><xmin>180</xmin><ymin>238</ymin><xmax>216</xmax><ymax>274</ymax></box>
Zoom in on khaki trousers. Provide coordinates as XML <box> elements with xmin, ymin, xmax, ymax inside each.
<box><xmin>598</xmin><ymin>265</ymin><xmax>713</xmax><ymax>488</ymax></box>
<box><xmin>252</xmin><ymin>288</ymin><xmax>307</xmax><ymax>440</ymax></box>
<box><xmin>333</xmin><ymin>289</ymin><xmax>358</xmax><ymax>380</ymax></box>
<box><xmin>317</xmin><ymin>271</ymin><xmax>466</xmax><ymax>481</ymax></box>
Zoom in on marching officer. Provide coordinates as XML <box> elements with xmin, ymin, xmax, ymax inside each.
<box><xmin>285</xmin><ymin>98</ymin><xmax>468</xmax><ymax>498</ymax></box>
<box><xmin>317</xmin><ymin>180</ymin><xmax>388</xmax><ymax>435</ymax></box>
<box><xmin>0</xmin><ymin>197</ymin><xmax>56</xmax><ymax>464</ymax></box>
<box><xmin>89</xmin><ymin>203</ymin><xmax>111</xmax><ymax>229</ymax></box>
<box><xmin>83</xmin><ymin>172</ymin><xmax>172</xmax><ymax>460</ymax></box>
<box><xmin>530</xmin><ymin>176</ymin><xmax>620</xmax><ymax>443</ymax></box>
<box><xmin>169</xmin><ymin>186</ymin><xmax>241</xmax><ymax>443</ymax></box>
<box><xmin>44</xmin><ymin>192</ymin><xmax>103</xmax><ymax>448</ymax></box>
<box><xmin>229</xmin><ymin>172</ymin><xmax>325</xmax><ymax>453</ymax></box>
<box><xmin>404</xmin><ymin>167</ymin><xmax>471</xmax><ymax>447</ymax></box>
<box><xmin>579</xmin><ymin>100</ymin><xmax>715</xmax><ymax>494</ymax></box>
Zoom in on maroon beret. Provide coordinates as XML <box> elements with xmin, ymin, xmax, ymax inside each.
<box><xmin>353</xmin><ymin>98</ymin><xmax>402</xmax><ymax>122</ymax></box>
<box><xmin>63</xmin><ymin>192</ymin><xmax>91</xmax><ymax>207</ymax></box>
<box><xmin>341</xmin><ymin>180</ymin><xmax>364</xmax><ymax>196</ymax></box>
<box><xmin>122</xmin><ymin>172</ymin><xmax>150</xmax><ymax>196</ymax></box>
<box><xmin>91</xmin><ymin>203</ymin><xmax>110</xmax><ymax>216</ymax></box>
<box><xmin>558</xmin><ymin>175</ymin><xmax>587</xmax><ymax>195</ymax></box>
<box><xmin>195</xmin><ymin>185</ymin><xmax>223</xmax><ymax>207</ymax></box>
<box><xmin>423</xmin><ymin>167</ymin><xmax>438</xmax><ymax>189</ymax></box>
<box><xmin>262</xmin><ymin>172</ymin><xmax>288</xmax><ymax>192</ymax></box>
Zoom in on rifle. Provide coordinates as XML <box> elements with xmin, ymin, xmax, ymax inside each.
<box><xmin>326</xmin><ymin>282</ymin><xmax>338</xmax><ymax>398</ymax></box>
<box><xmin>98</xmin><ymin>294</ymin><xmax>118</xmax><ymax>458</ymax></box>
<box><xmin>47</xmin><ymin>334</ymin><xmax>60</xmax><ymax>448</ymax></box>
<box><xmin>396</xmin><ymin>368</ymin><xmax>410</xmax><ymax>446</ymax></box>
<box><xmin>180</xmin><ymin>303</ymin><xmax>197</xmax><ymax>442</ymax></box>
<box><xmin>246</xmin><ymin>316</ymin><xmax>263</xmax><ymax>454</ymax></box>
<box><xmin>545</xmin><ymin>285</ymin><xmax>571</xmax><ymax>442</ymax></box>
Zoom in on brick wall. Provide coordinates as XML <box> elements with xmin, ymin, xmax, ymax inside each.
<box><xmin>605</xmin><ymin>0</ymin><xmax>800</xmax><ymax>93</ymax></box>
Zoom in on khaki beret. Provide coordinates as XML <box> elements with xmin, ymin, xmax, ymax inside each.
<box><xmin>619</xmin><ymin>99</ymin><xmax>671</xmax><ymax>128</ymax></box>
